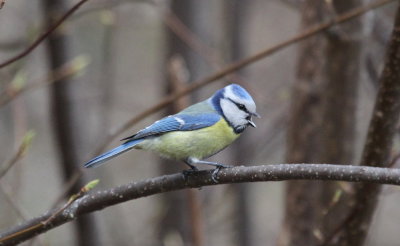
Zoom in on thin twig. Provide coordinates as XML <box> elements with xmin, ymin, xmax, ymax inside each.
<box><xmin>72</xmin><ymin>0</ymin><xmax>144</xmax><ymax>19</ymax></box>
<box><xmin>1</xmin><ymin>164</ymin><xmax>400</xmax><ymax>245</ymax></box>
<box><xmin>0</xmin><ymin>56</ymin><xmax>89</xmax><ymax>108</ymax></box>
<box><xmin>43</xmin><ymin>180</ymin><xmax>99</xmax><ymax>225</ymax></box>
<box><xmin>0</xmin><ymin>183</ymin><xmax>28</xmax><ymax>220</ymax></box>
<box><xmin>0</xmin><ymin>131</ymin><xmax>35</xmax><ymax>179</ymax></box>
<box><xmin>0</xmin><ymin>0</ymin><xmax>89</xmax><ymax>69</ymax></box>
<box><xmin>0</xmin><ymin>180</ymin><xmax>98</xmax><ymax>246</ymax></box>
<box><xmin>93</xmin><ymin>0</ymin><xmax>396</xmax><ymax>155</ymax></box>
<box><xmin>50</xmin><ymin>169</ymin><xmax>83</xmax><ymax>209</ymax></box>
<box><xmin>324</xmin><ymin>0</ymin><xmax>350</xmax><ymax>40</ymax></box>
<box><xmin>389</xmin><ymin>151</ymin><xmax>400</xmax><ymax>167</ymax></box>
<box><xmin>0</xmin><ymin>184</ymin><xmax>46</xmax><ymax>246</ymax></box>
<box><xmin>159</xmin><ymin>2</ymin><xmax>245</xmax><ymax>85</ymax></box>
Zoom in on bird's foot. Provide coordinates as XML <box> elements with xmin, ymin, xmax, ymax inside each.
<box><xmin>217</xmin><ymin>163</ymin><xmax>232</xmax><ymax>168</ymax></box>
<box><xmin>211</xmin><ymin>164</ymin><xmax>231</xmax><ymax>183</ymax></box>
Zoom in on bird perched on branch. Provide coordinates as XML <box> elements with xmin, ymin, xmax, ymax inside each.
<box><xmin>84</xmin><ymin>84</ymin><xmax>259</xmax><ymax>172</ymax></box>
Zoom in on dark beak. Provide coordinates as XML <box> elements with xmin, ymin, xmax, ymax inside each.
<box><xmin>248</xmin><ymin>112</ymin><xmax>260</xmax><ymax>128</ymax></box>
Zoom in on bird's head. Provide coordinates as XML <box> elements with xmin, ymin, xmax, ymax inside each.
<box><xmin>210</xmin><ymin>84</ymin><xmax>260</xmax><ymax>134</ymax></box>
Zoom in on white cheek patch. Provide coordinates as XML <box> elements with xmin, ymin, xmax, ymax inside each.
<box><xmin>220</xmin><ymin>99</ymin><xmax>248</xmax><ymax>127</ymax></box>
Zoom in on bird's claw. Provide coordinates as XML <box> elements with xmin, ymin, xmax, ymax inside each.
<box><xmin>219</xmin><ymin>164</ymin><xmax>232</xmax><ymax>168</ymax></box>
<box><xmin>211</xmin><ymin>164</ymin><xmax>231</xmax><ymax>183</ymax></box>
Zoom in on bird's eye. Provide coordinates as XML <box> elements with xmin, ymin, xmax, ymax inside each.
<box><xmin>237</xmin><ymin>104</ymin><xmax>246</xmax><ymax>110</ymax></box>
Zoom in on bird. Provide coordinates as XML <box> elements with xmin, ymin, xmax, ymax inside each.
<box><xmin>84</xmin><ymin>84</ymin><xmax>259</xmax><ymax>171</ymax></box>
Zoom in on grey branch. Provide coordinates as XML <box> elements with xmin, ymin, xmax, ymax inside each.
<box><xmin>1</xmin><ymin>163</ymin><xmax>400</xmax><ymax>246</ymax></box>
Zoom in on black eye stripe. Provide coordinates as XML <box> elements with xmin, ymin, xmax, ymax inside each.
<box><xmin>227</xmin><ymin>98</ymin><xmax>249</xmax><ymax>113</ymax></box>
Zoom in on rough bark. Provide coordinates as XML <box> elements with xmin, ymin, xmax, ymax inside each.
<box><xmin>41</xmin><ymin>0</ymin><xmax>100</xmax><ymax>245</ymax></box>
<box><xmin>280</xmin><ymin>0</ymin><xmax>361</xmax><ymax>245</ymax></box>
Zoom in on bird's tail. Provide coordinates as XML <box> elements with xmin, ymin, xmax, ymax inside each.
<box><xmin>84</xmin><ymin>139</ymin><xmax>143</xmax><ymax>168</ymax></box>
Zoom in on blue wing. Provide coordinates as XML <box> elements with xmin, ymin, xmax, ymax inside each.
<box><xmin>84</xmin><ymin>139</ymin><xmax>144</xmax><ymax>168</ymax></box>
<box><xmin>122</xmin><ymin>113</ymin><xmax>221</xmax><ymax>141</ymax></box>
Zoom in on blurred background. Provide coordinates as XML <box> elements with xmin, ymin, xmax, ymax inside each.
<box><xmin>0</xmin><ymin>0</ymin><xmax>399</xmax><ymax>245</ymax></box>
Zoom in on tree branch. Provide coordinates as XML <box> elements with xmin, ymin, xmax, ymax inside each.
<box><xmin>0</xmin><ymin>130</ymin><xmax>35</xmax><ymax>179</ymax></box>
<box><xmin>0</xmin><ymin>56</ymin><xmax>88</xmax><ymax>109</ymax></box>
<box><xmin>1</xmin><ymin>164</ymin><xmax>400</xmax><ymax>245</ymax></box>
<box><xmin>0</xmin><ymin>0</ymin><xmax>88</xmax><ymax>69</ymax></box>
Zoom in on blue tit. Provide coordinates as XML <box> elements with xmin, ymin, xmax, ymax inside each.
<box><xmin>84</xmin><ymin>83</ymin><xmax>259</xmax><ymax>170</ymax></box>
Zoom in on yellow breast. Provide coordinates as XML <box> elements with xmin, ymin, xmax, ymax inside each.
<box><xmin>136</xmin><ymin>118</ymin><xmax>240</xmax><ymax>161</ymax></box>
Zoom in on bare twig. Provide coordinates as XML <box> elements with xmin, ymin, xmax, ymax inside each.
<box><xmin>389</xmin><ymin>151</ymin><xmax>400</xmax><ymax>167</ymax></box>
<box><xmin>0</xmin><ymin>183</ymin><xmax>28</xmax><ymax>220</ymax></box>
<box><xmin>159</xmin><ymin>2</ymin><xmax>245</xmax><ymax>85</ymax></box>
<box><xmin>0</xmin><ymin>184</ymin><xmax>46</xmax><ymax>246</ymax></box>
<box><xmin>0</xmin><ymin>56</ymin><xmax>89</xmax><ymax>108</ymax></box>
<box><xmin>72</xmin><ymin>0</ymin><xmax>144</xmax><ymax>19</ymax></box>
<box><xmin>43</xmin><ymin>180</ymin><xmax>99</xmax><ymax>225</ymax></box>
<box><xmin>161</xmin><ymin>3</ymin><xmax>221</xmax><ymax>67</ymax></box>
<box><xmin>0</xmin><ymin>131</ymin><xmax>35</xmax><ymax>179</ymax></box>
<box><xmin>1</xmin><ymin>164</ymin><xmax>400</xmax><ymax>245</ymax></box>
<box><xmin>50</xmin><ymin>169</ymin><xmax>83</xmax><ymax>208</ymax></box>
<box><xmin>0</xmin><ymin>0</ymin><xmax>89</xmax><ymax>69</ymax></box>
<box><xmin>93</xmin><ymin>0</ymin><xmax>396</xmax><ymax>155</ymax></box>
<box><xmin>324</xmin><ymin>0</ymin><xmax>350</xmax><ymax>40</ymax></box>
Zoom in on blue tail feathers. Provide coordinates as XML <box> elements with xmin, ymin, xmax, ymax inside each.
<box><xmin>84</xmin><ymin>139</ymin><xmax>143</xmax><ymax>168</ymax></box>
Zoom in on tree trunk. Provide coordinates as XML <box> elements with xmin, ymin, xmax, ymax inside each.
<box><xmin>280</xmin><ymin>1</ymin><xmax>362</xmax><ymax>245</ymax></box>
<box><xmin>42</xmin><ymin>0</ymin><xmax>100</xmax><ymax>245</ymax></box>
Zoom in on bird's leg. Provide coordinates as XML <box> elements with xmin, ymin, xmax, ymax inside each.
<box><xmin>184</xmin><ymin>160</ymin><xmax>199</xmax><ymax>171</ymax></box>
<box><xmin>186</xmin><ymin>157</ymin><xmax>232</xmax><ymax>183</ymax></box>
<box><xmin>182</xmin><ymin>160</ymin><xmax>199</xmax><ymax>181</ymax></box>
<box><xmin>187</xmin><ymin>157</ymin><xmax>232</xmax><ymax>169</ymax></box>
